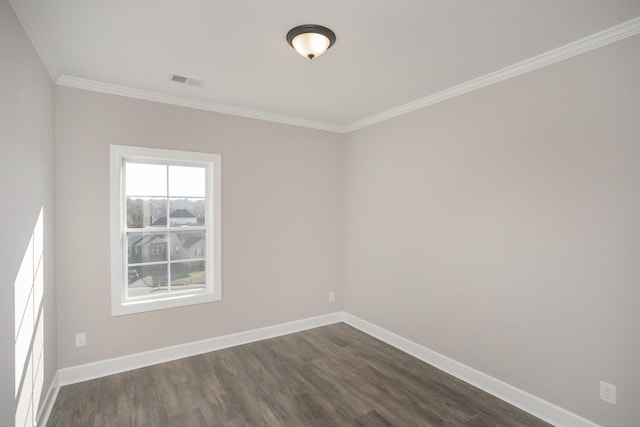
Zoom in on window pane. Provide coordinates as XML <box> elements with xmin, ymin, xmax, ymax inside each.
<box><xmin>127</xmin><ymin>197</ymin><xmax>168</xmax><ymax>228</ymax></box>
<box><xmin>125</xmin><ymin>163</ymin><xmax>167</xmax><ymax>197</ymax></box>
<box><xmin>127</xmin><ymin>264</ymin><xmax>169</xmax><ymax>298</ymax></box>
<box><xmin>170</xmin><ymin>261</ymin><xmax>205</xmax><ymax>290</ymax></box>
<box><xmin>169</xmin><ymin>231</ymin><xmax>206</xmax><ymax>261</ymax></box>
<box><xmin>169</xmin><ymin>198</ymin><xmax>205</xmax><ymax>226</ymax></box>
<box><xmin>169</xmin><ymin>165</ymin><xmax>205</xmax><ymax>198</ymax></box>
<box><xmin>127</xmin><ymin>233</ymin><xmax>167</xmax><ymax>264</ymax></box>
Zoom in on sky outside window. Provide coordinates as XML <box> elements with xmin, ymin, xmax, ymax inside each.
<box><xmin>125</xmin><ymin>163</ymin><xmax>205</xmax><ymax>198</ymax></box>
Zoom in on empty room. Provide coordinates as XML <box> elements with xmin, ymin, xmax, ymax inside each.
<box><xmin>2</xmin><ymin>1</ymin><xmax>640</xmax><ymax>426</ymax></box>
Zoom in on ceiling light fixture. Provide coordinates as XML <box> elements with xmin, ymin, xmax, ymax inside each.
<box><xmin>286</xmin><ymin>24</ymin><xmax>336</xmax><ymax>60</ymax></box>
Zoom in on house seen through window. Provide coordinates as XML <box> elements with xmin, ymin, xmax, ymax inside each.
<box><xmin>110</xmin><ymin>146</ymin><xmax>221</xmax><ymax>316</ymax></box>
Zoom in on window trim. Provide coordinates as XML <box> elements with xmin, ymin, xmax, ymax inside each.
<box><xmin>110</xmin><ymin>145</ymin><xmax>222</xmax><ymax>316</ymax></box>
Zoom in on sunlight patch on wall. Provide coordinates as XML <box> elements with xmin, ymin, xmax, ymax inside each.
<box><xmin>14</xmin><ymin>207</ymin><xmax>45</xmax><ymax>427</ymax></box>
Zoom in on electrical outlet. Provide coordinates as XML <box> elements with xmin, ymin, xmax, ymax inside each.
<box><xmin>600</xmin><ymin>381</ymin><xmax>616</xmax><ymax>405</ymax></box>
<box><xmin>75</xmin><ymin>332</ymin><xmax>87</xmax><ymax>348</ymax></box>
<box><xmin>329</xmin><ymin>291</ymin><xmax>335</xmax><ymax>302</ymax></box>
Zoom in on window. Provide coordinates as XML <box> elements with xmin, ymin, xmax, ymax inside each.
<box><xmin>110</xmin><ymin>145</ymin><xmax>221</xmax><ymax>316</ymax></box>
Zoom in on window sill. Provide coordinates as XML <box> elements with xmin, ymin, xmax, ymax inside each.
<box><xmin>111</xmin><ymin>291</ymin><xmax>221</xmax><ymax>316</ymax></box>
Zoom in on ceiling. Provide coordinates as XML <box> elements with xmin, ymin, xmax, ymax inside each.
<box><xmin>13</xmin><ymin>0</ymin><xmax>640</xmax><ymax>132</ymax></box>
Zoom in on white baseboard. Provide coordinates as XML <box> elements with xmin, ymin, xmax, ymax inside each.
<box><xmin>343</xmin><ymin>312</ymin><xmax>599</xmax><ymax>427</ymax></box>
<box><xmin>57</xmin><ymin>311</ymin><xmax>343</xmax><ymax>386</ymax></box>
<box><xmin>49</xmin><ymin>310</ymin><xmax>598</xmax><ymax>427</ymax></box>
<box><xmin>36</xmin><ymin>371</ymin><xmax>59</xmax><ymax>427</ymax></box>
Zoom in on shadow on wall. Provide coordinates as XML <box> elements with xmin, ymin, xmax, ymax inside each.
<box><xmin>14</xmin><ymin>207</ymin><xmax>45</xmax><ymax>427</ymax></box>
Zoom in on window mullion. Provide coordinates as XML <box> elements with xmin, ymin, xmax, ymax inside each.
<box><xmin>128</xmin><ymin>260</ymin><xmax>167</xmax><ymax>267</ymax></box>
<box><xmin>166</xmin><ymin>164</ymin><xmax>171</xmax><ymax>294</ymax></box>
<box><xmin>122</xmin><ymin>161</ymin><xmax>129</xmax><ymax>300</ymax></box>
<box><xmin>125</xmin><ymin>226</ymin><xmax>206</xmax><ymax>233</ymax></box>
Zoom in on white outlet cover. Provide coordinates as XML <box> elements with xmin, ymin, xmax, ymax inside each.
<box><xmin>600</xmin><ymin>381</ymin><xmax>616</xmax><ymax>405</ymax></box>
<box><xmin>75</xmin><ymin>332</ymin><xmax>87</xmax><ymax>347</ymax></box>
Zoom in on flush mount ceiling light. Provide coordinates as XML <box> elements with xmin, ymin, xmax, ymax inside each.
<box><xmin>286</xmin><ymin>24</ymin><xmax>336</xmax><ymax>60</ymax></box>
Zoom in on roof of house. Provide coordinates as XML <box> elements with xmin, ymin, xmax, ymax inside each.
<box><xmin>152</xmin><ymin>217</ymin><xmax>167</xmax><ymax>226</ymax></box>
<box><xmin>170</xmin><ymin>209</ymin><xmax>196</xmax><ymax>218</ymax></box>
<box><xmin>129</xmin><ymin>234</ymin><xmax>165</xmax><ymax>247</ymax></box>
<box><xmin>181</xmin><ymin>235</ymin><xmax>203</xmax><ymax>249</ymax></box>
<box><xmin>151</xmin><ymin>209</ymin><xmax>197</xmax><ymax>225</ymax></box>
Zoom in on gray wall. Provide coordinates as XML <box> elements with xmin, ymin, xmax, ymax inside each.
<box><xmin>0</xmin><ymin>1</ymin><xmax>57</xmax><ymax>426</ymax></box>
<box><xmin>343</xmin><ymin>35</ymin><xmax>640</xmax><ymax>426</ymax></box>
<box><xmin>7</xmin><ymin>5</ymin><xmax>639</xmax><ymax>425</ymax></box>
<box><xmin>54</xmin><ymin>86</ymin><xmax>344</xmax><ymax>368</ymax></box>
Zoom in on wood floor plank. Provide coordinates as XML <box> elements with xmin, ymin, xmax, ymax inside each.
<box><xmin>169</xmin><ymin>407</ymin><xmax>207</xmax><ymax>427</ymax></box>
<box><xmin>47</xmin><ymin>323</ymin><xmax>552</xmax><ymax>427</ymax></box>
<box><xmin>351</xmin><ymin>410</ymin><xmax>395</xmax><ymax>427</ymax></box>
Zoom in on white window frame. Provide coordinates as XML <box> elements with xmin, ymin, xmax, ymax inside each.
<box><xmin>110</xmin><ymin>145</ymin><xmax>222</xmax><ymax>316</ymax></box>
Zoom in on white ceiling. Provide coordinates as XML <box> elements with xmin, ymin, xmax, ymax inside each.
<box><xmin>13</xmin><ymin>0</ymin><xmax>640</xmax><ymax>131</ymax></box>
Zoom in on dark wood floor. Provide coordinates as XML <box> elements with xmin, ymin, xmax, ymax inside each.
<box><xmin>47</xmin><ymin>323</ymin><xmax>552</xmax><ymax>427</ymax></box>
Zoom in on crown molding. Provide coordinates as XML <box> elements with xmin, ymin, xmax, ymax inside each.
<box><xmin>11</xmin><ymin>0</ymin><xmax>640</xmax><ymax>134</ymax></box>
<box><xmin>56</xmin><ymin>75</ymin><xmax>344</xmax><ymax>133</ymax></box>
<box><xmin>8</xmin><ymin>0</ymin><xmax>60</xmax><ymax>82</ymax></box>
<box><xmin>342</xmin><ymin>16</ymin><xmax>640</xmax><ymax>133</ymax></box>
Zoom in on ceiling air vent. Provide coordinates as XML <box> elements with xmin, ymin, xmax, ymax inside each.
<box><xmin>169</xmin><ymin>74</ymin><xmax>205</xmax><ymax>87</ymax></box>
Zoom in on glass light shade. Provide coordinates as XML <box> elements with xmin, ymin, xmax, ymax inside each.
<box><xmin>291</xmin><ymin>32</ymin><xmax>331</xmax><ymax>59</ymax></box>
